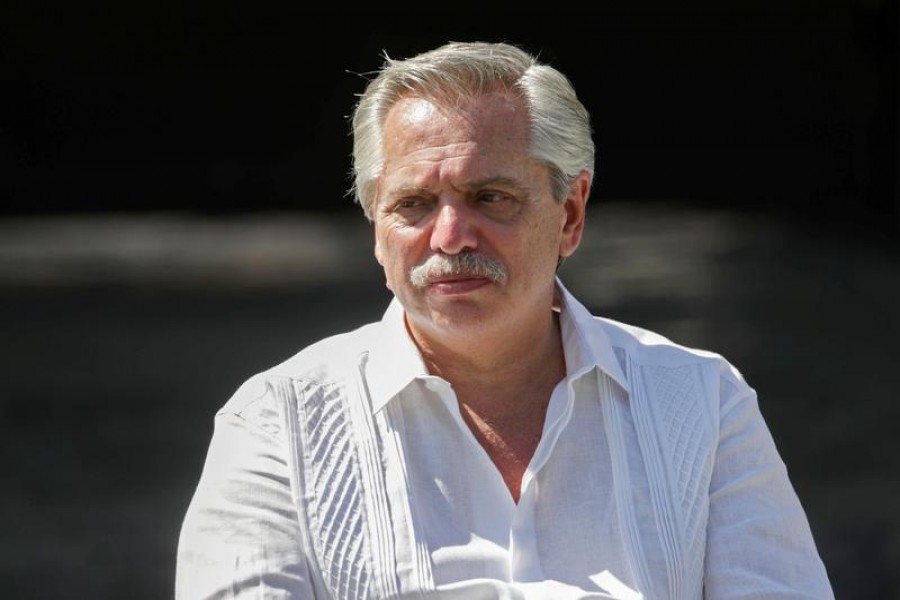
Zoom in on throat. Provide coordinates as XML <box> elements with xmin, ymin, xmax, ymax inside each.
<box><xmin>457</xmin><ymin>393</ymin><xmax>551</xmax><ymax>504</ymax></box>
<box><xmin>421</xmin><ymin>309</ymin><xmax>567</xmax><ymax>503</ymax></box>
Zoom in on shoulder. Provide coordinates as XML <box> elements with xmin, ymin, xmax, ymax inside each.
<box><xmin>594</xmin><ymin>315</ymin><xmax>720</xmax><ymax>361</ymax></box>
<box><xmin>590</xmin><ymin>315</ymin><xmax>752</xmax><ymax>394</ymax></box>
<box><xmin>218</xmin><ymin>320</ymin><xmax>383</xmax><ymax>419</ymax></box>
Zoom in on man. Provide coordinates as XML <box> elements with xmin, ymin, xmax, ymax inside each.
<box><xmin>176</xmin><ymin>41</ymin><xmax>834</xmax><ymax>599</ymax></box>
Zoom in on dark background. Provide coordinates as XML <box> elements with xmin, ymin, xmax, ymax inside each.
<box><xmin>3</xmin><ymin>1</ymin><xmax>898</xmax><ymax>235</ymax></box>
<box><xmin>2</xmin><ymin>1</ymin><xmax>899</xmax><ymax>598</ymax></box>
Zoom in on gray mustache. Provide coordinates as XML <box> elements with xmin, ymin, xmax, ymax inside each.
<box><xmin>409</xmin><ymin>253</ymin><xmax>508</xmax><ymax>288</ymax></box>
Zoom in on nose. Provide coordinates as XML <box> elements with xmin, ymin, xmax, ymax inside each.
<box><xmin>430</xmin><ymin>201</ymin><xmax>477</xmax><ymax>255</ymax></box>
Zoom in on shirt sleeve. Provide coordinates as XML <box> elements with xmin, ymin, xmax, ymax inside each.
<box><xmin>703</xmin><ymin>374</ymin><xmax>834</xmax><ymax>599</ymax></box>
<box><xmin>175</xmin><ymin>393</ymin><xmax>317</xmax><ymax>599</ymax></box>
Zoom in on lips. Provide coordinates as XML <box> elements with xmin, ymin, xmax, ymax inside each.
<box><xmin>424</xmin><ymin>276</ymin><xmax>491</xmax><ymax>295</ymax></box>
<box><xmin>425</xmin><ymin>273</ymin><xmax>486</xmax><ymax>284</ymax></box>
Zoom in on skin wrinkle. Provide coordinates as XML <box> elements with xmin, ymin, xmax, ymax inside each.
<box><xmin>384</xmin><ymin>177</ymin><xmax>538</xmax><ymax>208</ymax></box>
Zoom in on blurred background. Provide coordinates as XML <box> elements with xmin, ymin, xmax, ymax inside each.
<box><xmin>1</xmin><ymin>1</ymin><xmax>898</xmax><ymax>598</ymax></box>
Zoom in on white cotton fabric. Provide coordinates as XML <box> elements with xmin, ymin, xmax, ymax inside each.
<box><xmin>176</xmin><ymin>279</ymin><xmax>834</xmax><ymax>599</ymax></box>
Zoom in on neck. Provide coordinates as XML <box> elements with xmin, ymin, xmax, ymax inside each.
<box><xmin>407</xmin><ymin>306</ymin><xmax>566</xmax><ymax>505</ymax></box>
<box><xmin>408</xmin><ymin>308</ymin><xmax>566</xmax><ymax>408</ymax></box>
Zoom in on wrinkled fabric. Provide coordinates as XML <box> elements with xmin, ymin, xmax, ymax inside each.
<box><xmin>176</xmin><ymin>279</ymin><xmax>834</xmax><ymax>599</ymax></box>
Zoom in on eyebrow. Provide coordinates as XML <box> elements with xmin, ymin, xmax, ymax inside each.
<box><xmin>386</xmin><ymin>184</ymin><xmax>432</xmax><ymax>197</ymax></box>
<box><xmin>463</xmin><ymin>176</ymin><xmax>527</xmax><ymax>192</ymax></box>
<box><xmin>387</xmin><ymin>177</ymin><xmax>528</xmax><ymax>196</ymax></box>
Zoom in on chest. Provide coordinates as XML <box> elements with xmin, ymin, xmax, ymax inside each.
<box><xmin>399</xmin><ymin>388</ymin><xmax>628</xmax><ymax>586</ymax></box>
<box><xmin>456</xmin><ymin>400</ymin><xmax>547</xmax><ymax>503</ymax></box>
<box><xmin>279</xmin><ymin>362</ymin><xmax>717</xmax><ymax>600</ymax></box>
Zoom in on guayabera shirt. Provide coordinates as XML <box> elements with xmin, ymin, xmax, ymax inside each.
<box><xmin>176</xmin><ymin>279</ymin><xmax>834</xmax><ymax>599</ymax></box>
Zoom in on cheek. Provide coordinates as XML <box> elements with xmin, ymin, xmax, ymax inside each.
<box><xmin>375</xmin><ymin>228</ymin><xmax>415</xmax><ymax>273</ymax></box>
<box><xmin>374</xmin><ymin>239</ymin><xmax>384</xmax><ymax>266</ymax></box>
<box><xmin>374</xmin><ymin>224</ymin><xmax>401</xmax><ymax>267</ymax></box>
<box><xmin>525</xmin><ymin>214</ymin><xmax>561</xmax><ymax>246</ymax></box>
<box><xmin>510</xmin><ymin>217</ymin><xmax>566</xmax><ymax>271</ymax></box>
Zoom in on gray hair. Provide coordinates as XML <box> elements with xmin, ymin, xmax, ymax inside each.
<box><xmin>349</xmin><ymin>41</ymin><xmax>595</xmax><ymax>220</ymax></box>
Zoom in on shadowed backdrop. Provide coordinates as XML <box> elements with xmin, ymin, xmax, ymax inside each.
<box><xmin>1</xmin><ymin>1</ymin><xmax>898</xmax><ymax>598</ymax></box>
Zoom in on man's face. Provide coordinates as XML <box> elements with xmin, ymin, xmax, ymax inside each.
<box><xmin>372</xmin><ymin>92</ymin><xmax>588</xmax><ymax>347</ymax></box>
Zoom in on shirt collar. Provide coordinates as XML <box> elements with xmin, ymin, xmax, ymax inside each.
<box><xmin>555</xmin><ymin>278</ymin><xmax>630</xmax><ymax>393</ymax></box>
<box><xmin>365</xmin><ymin>277</ymin><xmax>630</xmax><ymax>414</ymax></box>
<box><xmin>366</xmin><ymin>297</ymin><xmax>431</xmax><ymax>414</ymax></box>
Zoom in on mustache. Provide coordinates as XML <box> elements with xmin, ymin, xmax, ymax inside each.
<box><xmin>409</xmin><ymin>253</ymin><xmax>508</xmax><ymax>288</ymax></box>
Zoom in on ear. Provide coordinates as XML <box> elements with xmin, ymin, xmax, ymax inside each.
<box><xmin>558</xmin><ymin>170</ymin><xmax>591</xmax><ymax>258</ymax></box>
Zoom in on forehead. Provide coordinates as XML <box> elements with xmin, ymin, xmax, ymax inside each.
<box><xmin>380</xmin><ymin>92</ymin><xmax>533</xmax><ymax>180</ymax></box>
<box><xmin>385</xmin><ymin>91</ymin><xmax>529</xmax><ymax>142</ymax></box>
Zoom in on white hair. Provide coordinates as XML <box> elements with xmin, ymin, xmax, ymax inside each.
<box><xmin>349</xmin><ymin>41</ymin><xmax>595</xmax><ymax>220</ymax></box>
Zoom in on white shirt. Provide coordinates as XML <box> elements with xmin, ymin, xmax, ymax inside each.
<box><xmin>176</xmin><ymin>279</ymin><xmax>834</xmax><ymax>599</ymax></box>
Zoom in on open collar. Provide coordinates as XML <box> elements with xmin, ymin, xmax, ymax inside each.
<box><xmin>364</xmin><ymin>278</ymin><xmax>630</xmax><ymax>414</ymax></box>
<box><xmin>365</xmin><ymin>297</ymin><xmax>431</xmax><ymax>414</ymax></box>
<box><xmin>555</xmin><ymin>279</ymin><xmax>630</xmax><ymax>393</ymax></box>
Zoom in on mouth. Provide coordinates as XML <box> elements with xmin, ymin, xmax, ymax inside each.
<box><xmin>424</xmin><ymin>274</ymin><xmax>492</xmax><ymax>295</ymax></box>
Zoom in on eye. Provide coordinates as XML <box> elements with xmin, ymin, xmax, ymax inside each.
<box><xmin>384</xmin><ymin>195</ymin><xmax>434</xmax><ymax>222</ymax></box>
<box><xmin>398</xmin><ymin>196</ymin><xmax>432</xmax><ymax>210</ymax></box>
<box><xmin>475</xmin><ymin>191</ymin><xmax>520</xmax><ymax>221</ymax></box>
<box><xmin>477</xmin><ymin>191</ymin><xmax>510</xmax><ymax>204</ymax></box>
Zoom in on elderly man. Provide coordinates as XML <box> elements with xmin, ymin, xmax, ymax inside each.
<box><xmin>176</xmin><ymin>41</ymin><xmax>834</xmax><ymax>599</ymax></box>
